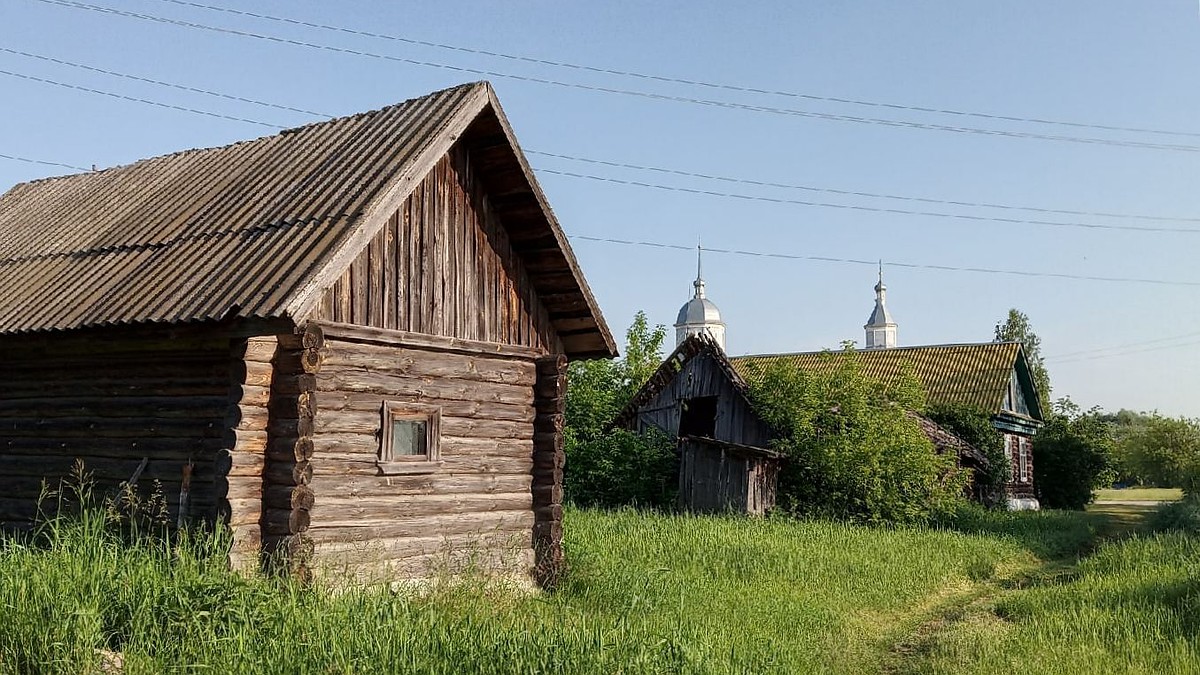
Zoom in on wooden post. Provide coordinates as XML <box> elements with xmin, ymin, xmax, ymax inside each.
<box><xmin>532</xmin><ymin>354</ymin><xmax>567</xmax><ymax>589</ymax></box>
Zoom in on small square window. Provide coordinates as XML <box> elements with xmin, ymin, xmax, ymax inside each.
<box><xmin>378</xmin><ymin>402</ymin><xmax>441</xmax><ymax>475</ymax></box>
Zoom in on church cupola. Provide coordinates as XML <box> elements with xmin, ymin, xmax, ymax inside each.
<box><xmin>674</xmin><ymin>243</ymin><xmax>726</xmax><ymax>350</ymax></box>
<box><xmin>864</xmin><ymin>263</ymin><xmax>897</xmax><ymax>349</ymax></box>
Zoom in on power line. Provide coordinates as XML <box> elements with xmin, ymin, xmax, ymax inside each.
<box><xmin>4</xmin><ymin>56</ymin><xmax>1198</xmax><ymax>237</ymax></box>
<box><xmin>2</xmin><ymin>57</ymin><xmax>1197</xmax><ymax>236</ymax></box>
<box><xmin>0</xmin><ymin>153</ymin><xmax>89</xmax><ymax>172</ymax></box>
<box><xmin>1045</xmin><ymin>330</ymin><xmax>1200</xmax><ymax>360</ymax></box>
<box><xmin>0</xmin><ymin>47</ymin><xmax>329</xmax><ymax>118</ymax></box>
<box><xmin>0</xmin><ymin>68</ymin><xmax>280</xmax><ymax>128</ymax></box>
<box><xmin>31</xmin><ymin>0</ymin><xmax>1200</xmax><ymax>154</ymax></box>
<box><xmin>1048</xmin><ymin>338</ymin><xmax>1200</xmax><ymax>364</ymax></box>
<box><xmin>543</xmin><ymin>169</ymin><xmax>1200</xmax><ymax>234</ymax></box>
<box><xmin>2</xmin><ymin>150</ymin><xmax>1197</xmax><ymax>288</ymax></box>
<box><xmin>530</xmin><ymin>151</ymin><xmax>1200</xmax><ymax>226</ymax></box>
<box><xmin>567</xmin><ymin>234</ymin><xmax>1200</xmax><ymax>287</ymax></box>
<box><xmin>148</xmin><ymin>0</ymin><xmax>1200</xmax><ymax>142</ymax></box>
<box><xmin>6</xmin><ymin>46</ymin><xmax>1196</xmax><ymax>228</ymax></box>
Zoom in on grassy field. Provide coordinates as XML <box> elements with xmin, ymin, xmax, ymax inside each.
<box><xmin>1095</xmin><ymin>487</ymin><xmax>1184</xmax><ymax>502</ymax></box>
<box><xmin>0</xmin><ymin>504</ymin><xmax>1196</xmax><ymax>674</ymax></box>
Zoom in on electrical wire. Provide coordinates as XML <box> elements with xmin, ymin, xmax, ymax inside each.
<box><xmin>542</xmin><ymin>169</ymin><xmax>1200</xmax><ymax>234</ymax></box>
<box><xmin>148</xmin><ymin>0</ymin><xmax>1200</xmax><ymax>141</ymax></box>
<box><xmin>567</xmin><ymin>234</ymin><xmax>1200</xmax><ymax>287</ymax></box>
<box><xmin>7</xmin><ymin>46</ymin><xmax>1199</xmax><ymax>228</ymax></box>
<box><xmin>0</xmin><ymin>68</ymin><xmax>280</xmax><ymax>128</ymax></box>
<box><xmin>29</xmin><ymin>0</ymin><xmax>1200</xmax><ymax>154</ymax></box>
<box><xmin>0</xmin><ymin>153</ymin><xmax>89</xmax><ymax>172</ymax></box>
<box><xmin>0</xmin><ymin>47</ymin><xmax>329</xmax><ymax>117</ymax></box>
<box><xmin>529</xmin><ymin>151</ymin><xmax>1200</xmax><ymax>225</ymax></box>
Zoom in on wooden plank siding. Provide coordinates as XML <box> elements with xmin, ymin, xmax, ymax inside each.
<box><xmin>0</xmin><ymin>328</ymin><xmax>237</xmax><ymax>531</ymax></box>
<box><xmin>311</xmin><ymin>144</ymin><xmax>562</xmax><ymax>355</ymax></box>
<box><xmin>304</xmin><ymin>333</ymin><xmax>538</xmax><ymax>582</ymax></box>
<box><xmin>631</xmin><ymin>351</ymin><xmax>772</xmax><ymax>448</ymax></box>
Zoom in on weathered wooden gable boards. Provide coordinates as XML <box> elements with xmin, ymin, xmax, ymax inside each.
<box><xmin>0</xmin><ymin>328</ymin><xmax>252</xmax><ymax>529</ymax></box>
<box><xmin>304</xmin><ymin>335</ymin><xmax>538</xmax><ymax>578</ymax></box>
<box><xmin>311</xmin><ymin>144</ymin><xmax>561</xmax><ymax>354</ymax></box>
<box><xmin>632</xmin><ymin>351</ymin><xmax>771</xmax><ymax>448</ymax></box>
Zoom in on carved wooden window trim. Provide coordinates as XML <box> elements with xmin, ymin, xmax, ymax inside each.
<box><xmin>378</xmin><ymin>401</ymin><xmax>442</xmax><ymax>475</ymax></box>
<box><xmin>1017</xmin><ymin>436</ymin><xmax>1030</xmax><ymax>483</ymax></box>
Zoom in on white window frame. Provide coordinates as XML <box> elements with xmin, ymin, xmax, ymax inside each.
<box><xmin>378</xmin><ymin>401</ymin><xmax>442</xmax><ymax>475</ymax></box>
<box><xmin>1017</xmin><ymin>436</ymin><xmax>1030</xmax><ymax>483</ymax></box>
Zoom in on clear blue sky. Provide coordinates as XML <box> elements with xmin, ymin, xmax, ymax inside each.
<box><xmin>3</xmin><ymin>1</ymin><xmax>1198</xmax><ymax>416</ymax></box>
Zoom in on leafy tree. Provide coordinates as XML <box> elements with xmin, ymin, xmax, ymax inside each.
<box><xmin>747</xmin><ymin>348</ymin><xmax>967</xmax><ymax>524</ymax></box>
<box><xmin>1032</xmin><ymin>399</ymin><xmax>1116</xmax><ymax>509</ymax></box>
<box><xmin>1097</xmin><ymin>408</ymin><xmax>1153</xmax><ymax>485</ymax></box>
<box><xmin>926</xmin><ymin>403</ymin><xmax>1009</xmax><ymax>506</ymax></box>
<box><xmin>1118</xmin><ymin>414</ymin><xmax>1200</xmax><ymax>495</ymax></box>
<box><xmin>563</xmin><ymin>311</ymin><xmax>676</xmax><ymax>508</ymax></box>
<box><xmin>994</xmin><ymin>308</ymin><xmax>1051</xmax><ymax>405</ymax></box>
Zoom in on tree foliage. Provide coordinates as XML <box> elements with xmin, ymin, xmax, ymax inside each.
<box><xmin>747</xmin><ymin>349</ymin><xmax>966</xmax><ymax>524</ymax></box>
<box><xmin>563</xmin><ymin>312</ymin><xmax>677</xmax><ymax>508</ymax></box>
<box><xmin>1116</xmin><ymin>414</ymin><xmax>1200</xmax><ymax>495</ymax></box>
<box><xmin>926</xmin><ymin>403</ymin><xmax>1009</xmax><ymax>506</ymax></box>
<box><xmin>1032</xmin><ymin>399</ymin><xmax>1116</xmax><ymax>509</ymax></box>
<box><xmin>994</xmin><ymin>308</ymin><xmax>1051</xmax><ymax>405</ymax></box>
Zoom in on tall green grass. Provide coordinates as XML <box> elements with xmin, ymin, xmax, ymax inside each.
<box><xmin>911</xmin><ymin>533</ymin><xmax>1200</xmax><ymax>674</ymax></box>
<box><xmin>2</xmin><ymin>506</ymin><xmax>1041</xmax><ymax>674</ymax></box>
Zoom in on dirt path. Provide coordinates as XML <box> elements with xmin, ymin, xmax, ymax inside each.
<box><xmin>879</xmin><ymin>506</ymin><xmax>1155</xmax><ymax>674</ymax></box>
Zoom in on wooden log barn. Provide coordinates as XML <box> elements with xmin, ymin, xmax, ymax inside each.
<box><xmin>0</xmin><ymin>82</ymin><xmax>616</xmax><ymax>586</ymax></box>
<box><xmin>615</xmin><ymin>334</ymin><xmax>991</xmax><ymax>515</ymax></box>
<box><xmin>613</xmin><ymin>334</ymin><xmax>783</xmax><ymax>515</ymax></box>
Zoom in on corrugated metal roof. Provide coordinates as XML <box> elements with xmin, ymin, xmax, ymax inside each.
<box><xmin>0</xmin><ymin>83</ymin><xmax>474</xmax><ymax>333</ymax></box>
<box><xmin>732</xmin><ymin>342</ymin><xmax>1029</xmax><ymax>416</ymax></box>
<box><xmin>0</xmin><ymin>81</ymin><xmax>615</xmax><ymax>357</ymax></box>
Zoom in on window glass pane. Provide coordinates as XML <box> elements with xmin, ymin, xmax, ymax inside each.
<box><xmin>391</xmin><ymin>419</ymin><xmax>427</xmax><ymax>457</ymax></box>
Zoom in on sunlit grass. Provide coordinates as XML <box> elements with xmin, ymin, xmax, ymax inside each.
<box><xmin>0</xmin><ymin>502</ymin><xmax>1192</xmax><ymax>674</ymax></box>
<box><xmin>1095</xmin><ymin>487</ymin><xmax>1184</xmax><ymax>502</ymax></box>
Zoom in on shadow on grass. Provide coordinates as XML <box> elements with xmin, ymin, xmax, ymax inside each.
<box><xmin>934</xmin><ymin>503</ymin><xmax>1101</xmax><ymax>561</ymax></box>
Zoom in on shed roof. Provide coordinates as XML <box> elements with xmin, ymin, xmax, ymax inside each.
<box><xmin>0</xmin><ymin>81</ymin><xmax>615</xmax><ymax>358</ymax></box>
<box><xmin>612</xmin><ymin>332</ymin><xmax>750</xmax><ymax>430</ymax></box>
<box><xmin>731</xmin><ymin>342</ymin><xmax>1042</xmax><ymax>421</ymax></box>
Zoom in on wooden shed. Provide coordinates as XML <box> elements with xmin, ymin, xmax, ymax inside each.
<box><xmin>0</xmin><ymin>81</ymin><xmax>616</xmax><ymax>586</ymax></box>
<box><xmin>614</xmin><ymin>334</ymin><xmax>781</xmax><ymax>515</ymax></box>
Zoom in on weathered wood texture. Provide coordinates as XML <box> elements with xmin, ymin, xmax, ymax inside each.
<box><xmin>531</xmin><ymin>354</ymin><xmax>566</xmax><ymax>588</ymax></box>
<box><xmin>223</xmin><ymin>336</ymin><xmax>275</xmax><ymax>571</ymax></box>
<box><xmin>0</xmin><ymin>328</ymin><xmax>236</xmax><ymax>530</ymax></box>
<box><xmin>259</xmin><ymin>326</ymin><xmax>323</xmax><ymax>579</ymax></box>
<box><xmin>678</xmin><ymin>439</ymin><xmax>780</xmax><ymax>516</ymax></box>
<box><xmin>629</xmin><ymin>351</ymin><xmax>772</xmax><ymax>448</ymax></box>
<box><xmin>306</xmin><ymin>332</ymin><xmax>538</xmax><ymax>581</ymax></box>
<box><xmin>311</xmin><ymin>145</ymin><xmax>562</xmax><ymax>355</ymax></box>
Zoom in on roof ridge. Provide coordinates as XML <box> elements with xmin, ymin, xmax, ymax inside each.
<box><xmin>732</xmin><ymin>341</ymin><xmax>1020</xmax><ymax>360</ymax></box>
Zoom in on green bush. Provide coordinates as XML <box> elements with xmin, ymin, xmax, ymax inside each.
<box><xmin>1033</xmin><ymin>402</ymin><xmax>1116</xmax><ymax>510</ymax></box>
<box><xmin>927</xmin><ymin>403</ymin><xmax>1009</xmax><ymax>506</ymax></box>
<box><xmin>1149</xmin><ymin>497</ymin><xmax>1200</xmax><ymax>535</ymax></box>
<box><xmin>562</xmin><ymin>312</ymin><xmax>678</xmax><ymax>509</ymax></box>
<box><xmin>747</xmin><ymin>349</ymin><xmax>967</xmax><ymax>524</ymax></box>
<box><xmin>564</xmin><ymin>428</ymin><xmax>677</xmax><ymax>509</ymax></box>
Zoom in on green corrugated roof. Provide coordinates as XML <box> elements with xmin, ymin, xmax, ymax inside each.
<box><xmin>731</xmin><ymin>342</ymin><xmax>1033</xmax><ymax>417</ymax></box>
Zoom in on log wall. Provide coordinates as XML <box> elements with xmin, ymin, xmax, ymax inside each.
<box><xmin>304</xmin><ymin>327</ymin><xmax>539</xmax><ymax>583</ymax></box>
<box><xmin>310</xmin><ymin>145</ymin><xmax>562</xmax><ymax>354</ymax></box>
<box><xmin>0</xmin><ymin>328</ymin><xmax>235</xmax><ymax>530</ymax></box>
